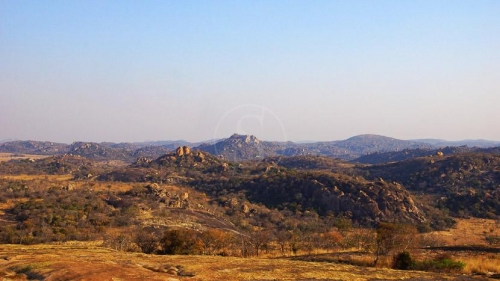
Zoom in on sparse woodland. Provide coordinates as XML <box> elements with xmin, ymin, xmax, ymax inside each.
<box><xmin>1</xmin><ymin>140</ymin><xmax>500</xmax><ymax>278</ymax></box>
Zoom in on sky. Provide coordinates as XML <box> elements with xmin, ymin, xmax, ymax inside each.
<box><xmin>1</xmin><ymin>0</ymin><xmax>499</xmax><ymax>143</ymax></box>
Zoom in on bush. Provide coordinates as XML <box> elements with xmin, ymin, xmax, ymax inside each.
<box><xmin>413</xmin><ymin>255</ymin><xmax>465</xmax><ymax>273</ymax></box>
<box><xmin>393</xmin><ymin>251</ymin><xmax>413</xmax><ymax>270</ymax></box>
<box><xmin>135</xmin><ymin>228</ymin><xmax>160</xmax><ymax>254</ymax></box>
<box><xmin>161</xmin><ymin>228</ymin><xmax>202</xmax><ymax>255</ymax></box>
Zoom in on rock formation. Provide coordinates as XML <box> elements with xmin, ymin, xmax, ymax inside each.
<box><xmin>175</xmin><ymin>146</ymin><xmax>191</xmax><ymax>157</ymax></box>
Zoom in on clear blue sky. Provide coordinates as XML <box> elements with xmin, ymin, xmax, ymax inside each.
<box><xmin>1</xmin><ymin>0</ymin><xmax>499</xmax><ymax>143</ymax></box>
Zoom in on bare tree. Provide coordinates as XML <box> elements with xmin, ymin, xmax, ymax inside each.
<box><xmin>375</xmin><ymin>222</ymin><xmax>417</xmax><ymax>266</ymax></box>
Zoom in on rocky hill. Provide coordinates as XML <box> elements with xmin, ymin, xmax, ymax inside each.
<box><xmin>196</xmin><ymin>134</ymin><xmax>435</xmax><ymax>161</ymax></box>
<box><xmin>2</xmin><ymin>135</ymin><xmax>498</xmax><ymax>164</ymax></box>
<box><xmin>67</xmin><ymin>142</ymin><xmax>137</xmax><ymax>162</ymax></box>
<box><xmin>196</xmin><ymin>134</ymin><xmax>284</xmax><ymax>161</ymax></box>
<box><xmin>132</xmin><ymin>146</ymin><xmax>173</xmax><ymax>159</ymax></box>
<box><xmin>353</xmin><ymin>146</ymin><xmax>474</xmax><ymax>164</ymax></box>
<box><xmin>97</xmin><ymin>146</ymin><xmax>434</xmax><ymax>226</ymax></box>
<box><xmin>0</xmin><ymin>140</ymin><xmax>190</xmax><ymax>162</ymax></box>
<box><xmin>263</xmin><ymin>155</ymin><xmax>354</xmax><ymax>173</ymax></box>
<box><xmin>141</xmin><ymin>146</ymin><xmax>225</xmax><ymax>172</ymax></box>
<box><xmin>235</xmin><ymin>171</ymin><xmax>426</xmax><ymax>225</ymax></box>
<box><xmin>0</xmin><ymin>154</ymin><xmax>97</xmax><ymax>177</ymax></box>
<box><xmin>98</xmin><ymin>146</ymin><xmax>228</xmax><ymax>183</ymax></box>
<box><xmin>359</xmin><ymin>152</ymin><xmax>500</xmax><ymax>219</ymax></box>
<box><xmin>416</xmin><ymin>138</ymin><xmax>500</xmax><ymax>148</ymax></box>
<box><xmin>0</xmin><ymin>140</ymin><xmax>69</xmax><ymax>155</ymax></box>
<box><xmin>333</xmin><ymin>134</ymin><xmax>432</xmax><ymax>158</ymax></box>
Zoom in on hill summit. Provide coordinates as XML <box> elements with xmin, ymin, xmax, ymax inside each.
<box><xmin>196</xmin><ymin>134</ymin><xmax>280</xmax><ymax>161</ymax></box>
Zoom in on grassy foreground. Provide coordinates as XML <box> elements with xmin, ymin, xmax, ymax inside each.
<box><xmin>0</xmin><ymin>243</ymin><xmax>487</xmax><ymax>281</ymax></box>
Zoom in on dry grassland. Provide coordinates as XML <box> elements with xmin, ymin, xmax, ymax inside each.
<box><xmin>418</xmin><ymin>218</ymin><xmax>500</xmax><ymax>275</ymax></box>
<box><xmin>0</xmin><ymin>243</ymin><xmax>483</xmax><ymax>281</ymax></box>
<box><xmin>425</xmin><ymin>218</ymin><xmax>500</xmax><ymax>246</ymax></box>
<box><xmin>0</xmin><ymin>153</ymin><xmax>50</xmax><ymax>162</ymax></box>
<box><xmin>0</xmin><ymin>174</ymin><xmax>74</xmax><ymax>181</ymax></box>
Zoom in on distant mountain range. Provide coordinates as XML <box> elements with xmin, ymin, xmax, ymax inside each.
<box><xmin>414</xmin><ymin>139</ymin><xmax>500</xmax><ymax>148</ymax></box>
<box><xmin>1</xmin><ymin>134</ymin><xmax>499</xmax><ymax>163</ymax></box>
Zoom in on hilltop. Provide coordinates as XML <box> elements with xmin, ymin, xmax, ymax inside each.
<box><xmin>195</xmin><ymin>134</ymin><xmax>435</xmax><ymax>161</ymax></box>
<box><xmin>196</xmin><ymin>133</ymin><xmax>283</xmax><ymax>161</ymax></box>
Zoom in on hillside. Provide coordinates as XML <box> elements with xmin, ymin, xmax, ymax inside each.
<box><xmin>354</xmin><ymin>146</ymin><xmax>474</xmax><ymax>164</ymax></box>
<box><xmin>0</xmin><ymin>141</ymin><xmax>68</xmax><ymax>155</ymax></box>
<box><xmin>360</xmin><ymin>152</ymin><xmax>500</xmax><ymax>218</ymax></box>
<box><xmin>0</xmin><ymin>154</ymin><xmax>97</xmax><ymax>178</ymax></box>
<box><xmin>196</xmin><ymin>134</ymin><xmax>437</xmax><ymax>161</ymax></box>
<box><xmin>98</xmin><ymin>146</ymin><xmax>227</xmax><ymax>183</ymax></box>
<box><xmin>91</xmin><ymin>145</ymin><xmax>435</xmax><ymax>226</ymax></box>
<box><xmin>416</xmin><ymin>138</ymin><xmax>500</xmax><ymax>148</ymax></box>
<box><xmin>335</xmin><ymin>134</ymin><xmax>432</xmax><ymax>157</ymax></box>
<box><xmin>3</xmin><ymin>144</ymin><xmax>492</xmax><ymax>228</ymax></box>
<box><xmin>3</xmin><ymin>145</ymin><xmax>500</xmax><ymax>278</ymax></box>
<box><xmin>223</xmin><ymin>170</ymin><xmax>427</xmax><ymax>225</ymax></box>
<box><xmin>264</xmin><ymin>155</ymin><xmax>354</xmax><ymax>171</ymax></box>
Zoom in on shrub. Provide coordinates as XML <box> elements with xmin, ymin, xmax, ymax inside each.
<box><xmin>393</xmin><ymin>251</ymin><xmax>413</xmax><ymax>270</ymax></box>
<box><xmin>161</xmin><ymin>228</ymin><xmax>202</xmax><ymax>255</ymax></box>
<box><xmin>413</xmin><ymin>256</ymin><xmax>465</xmax><ymax>273</ymax></box>
<box><xmin>135</xmin><ymin>228</ymin><xmax>160</xmax><ymax>254</ymax></box>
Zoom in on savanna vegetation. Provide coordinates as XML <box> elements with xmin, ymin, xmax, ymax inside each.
<box><xmin>1</xmin><ymin>143</ymin><xmax>500</xmax><ymax>280</ymax></box>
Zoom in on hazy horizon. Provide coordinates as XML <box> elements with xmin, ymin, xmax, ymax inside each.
<box><xmin>2</xmin><ymin>133</ymin><xmax>500</xmax><ymax>145</ymax></box>
<box><xmin>1</xmin><ymin>1</ymin><xmax>499</xmax><ymax>143</ymax></box>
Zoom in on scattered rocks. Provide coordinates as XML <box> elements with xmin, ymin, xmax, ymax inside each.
<box><xmin>145</xmin><ymin>184</ymin><xmax>190</xmax><ymax>208</ymax></box>
<box><xmin>64</xmin><ymin>183</ymin><xmax>76</xmax><ymax>191</ymax></box>
<box><xmin>147</xmin><ymin>264</ymin><xmax>195</xmax><ymax>277</ymax></box>
<box><xmin>227</xmin><ymin>198</ymin><xmax>239</xmax><ymax>208</ymax></box>
<box><xmin>135</xmin><ymin>156</ymin><xmax>152</xmax><ymax>165</ymax></box>
<box><xmin>196</xmin><ymin>151</ymin><xmax>205</xmax><ymax>162</ymax></box>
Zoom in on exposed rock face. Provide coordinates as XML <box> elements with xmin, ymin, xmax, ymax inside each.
<box><xmin>181</xmin><ymin>192</ymin><xmax>189</xmax><ymax>200</ymax></box>
<box><xmin>146</xmin><ymin>183</ymin><xmax>165</xmax><ymax>197</ymax></box>
<box><xmin>175</xmin><ymin>146</ymin><xmax>191</xmax><ymax>157</ymax></box>
<box><xmin>195</xmin><ymin>152</ymin><xmax>205</xmax><ymax>162</ymax></box>
<box><xmin>175</xmin><ymin>147</ymin><xmax>184</xmax><ymax>156</ymax></box>
<box><xmin>241</xmin><ymin>204</ymin><xmax>250</xmax><ymax>213</ymax></box>
<box><xmin>196</xmin><ymin>134</ymin><xmax>279</xmax><ymax>161</ymax></box>
<box><xmin>135</xmin><ymin>157</ymin><xmax>153</xmax><ymax>165</ymax></box>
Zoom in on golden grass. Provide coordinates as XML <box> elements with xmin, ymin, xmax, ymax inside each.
<box><xmin>0</xmin><ymin>174</ymin><xmax>73</xmax><ymax>181</ymax></box>
<box><xmin>344</xmin><ymin>255</ymin><xmax>376</xmax><ymax>267</ymax></box>
<box><xmin>422</xmin><ymin>218</ymin><xmax>500</xmax><ymax>246</ymax></box>
<box><xmin>460</xmin><ymin>255</ymin><xmax>500</xmax><ymax>275</ymax></box>
<box><xmin>0</xmin><ymin>153</ymin><xmax>50</xmax><ymax>162</ymax></box>
<box><xmin>0</xmin><ymin>243</ymin><xmax>467</xmax><ymax>281</ymax></box>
